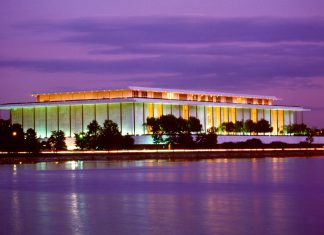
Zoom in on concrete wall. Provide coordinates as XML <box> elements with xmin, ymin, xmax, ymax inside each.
<box><xmin>134</xmin><ymin>135</ymin><xmax>324</xmax><ymax>145</ymax></box>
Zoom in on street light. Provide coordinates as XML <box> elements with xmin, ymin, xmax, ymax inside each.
<box><xmin>12</xmin><ymin>131</ymin><xmax>17</xmax><ymax>137</ymax></box>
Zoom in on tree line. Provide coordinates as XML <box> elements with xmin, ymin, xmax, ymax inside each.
<box><xmin>0</xmin><ymin>118</ymin><xmax>134</xmax><ymax>153</ymax></box>
<box><xmin>74</xmin><ymin>120</ymin><xmax>134</xmax><ymax>150</ymax></box>
<box><xmin>145</xmin><ymin>115</ymin><xmax>217</xmax><ymax>148</ymax></box>
<box><xmin>0</xmin><ymin>119</ymin><xmax>66</xmax><ymax>153</ymax></box>
<box><xmin>219</xmin><ymin>119</ymin><xmax>273</xmax><ymax>134</ymax></box>
<box><xmin>217</xmin><ymin>121</ymin><xmax>317</xmax><ymax>136</ymax></box>
<box><xmin>1</xmin><ymin>116</ymin><xmax>323</xmax><ymax>153</ymax></box>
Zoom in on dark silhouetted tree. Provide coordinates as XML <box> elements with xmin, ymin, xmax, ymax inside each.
<box><xmin>145</xmin><ymin>114</ymin><xmax>203</xmax><ymax>147</ymax></box>
<box><xmin>188</xmin><ymin>116</ymin><xmax>202</xmax><ymax>133</ymax></box>
<box><xmin>75</xmin><ymin>132</ymin><xmax>87</xmax><ymax>150</ymax></box>
<box><xmin>245</xmin><ymin>119</ymin><xmax>256</xmax><ymax>134</ymax></box>
<box><xmin>25</xmin><ymin>128</ymin><xmax>41</xmax><ymax>154</ymax></box>
<box><xmin>99</xmin><ymin>120</ymin><xmax>123</xmax><ymax>150</ymax></box>
<box><xmin>225</xmin><ymin>122</ymin><xmax>235</xmax><ymax>134</ymax></box>
<box><xmin>48</xmin><ymin>130</ymin><xmax>67</xmax><ymax>151</ymax></box>
<box><xmin>196</xmin><ymin>129</ymin><xmax>218</xmax><ymax>148</ymax></box>
<box><xmin>235</xmin><ymin>121</ymin><xmax>244</xmax><ymax>133</ymax></box>
<box><xmin>122</xmin><ymin>134</ymin><xmax>135</xmax><ymax>149</ymax></box>
<box><xmin>256</xmin><ymin>119</ymin><xmax>273</xmax><ymax>134</ymax></box>
<box><xmin>0</xmin><ymin>119</ymin><xmax>11</xmax><ymax>151</ymax></box>
<box><xmin>287</xmin><ymin>124</ymin><xmax>308</xmax><ymax>135</ymax></box>
<box><xmin>177</xmin><ymin>133</ymin><xmax>194</xmax><ymax>148</ymax></box>
<box><xmin>85</xmin><ymin>120</ymin><xmax>102</xmax><ymax>150</ymax></box>
<box><xmin>8</xmin><ymin>123</ymin><xmax>25</xmax><ymax>152</ymax></box>
<box><xmin>145</xmin><ymin>117</ymin><xmax>164</xmax><ymax>144</ymax></box>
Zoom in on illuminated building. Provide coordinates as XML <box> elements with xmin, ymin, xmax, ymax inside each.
<box><xmin>0</xmin><ymin>87</ymin><xmax>307</xmax><ymax>139</ymax></box>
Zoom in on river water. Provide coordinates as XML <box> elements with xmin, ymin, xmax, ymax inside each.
<box><xmin>1</xmin><ymin>157</ymin><xmax>324</xmax><ymax>235</ymax></box>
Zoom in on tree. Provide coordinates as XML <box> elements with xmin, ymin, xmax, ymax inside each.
<box><xmin>8</xmin><ymin>123</ymin><xmax>25</xmax><ymax>152</ymax></box>
<box><xmin>159</xmin><ymin>115</ymin><xmax>178</xmax><ymax>134</ymax></box>
<box><xmin>0</xmin><ymin>119</ymin><xmax>11</xmax><ymax>151</ymax></box>
<box><xmin>122</xmin><ymin>134</ymin><xmax>135</xmax><ymax>149</ymax></box>
<box><xmin>85</xmin><ymin>120</ymin><xmax>102</xmax><ymax>150</ymax></box>
<box><xmin>47</xmin><ymin>130</ymin><xmax>67</xmax><ymax>151</ymax></box>
<box><xmin>256</xmin><ymin>119</ymin><xmax>273</xmax><ymax>135</ymax></box>
<box><xmin>145</xmin><ymin>117</ymin><xmax>164</xmax><ymax>144</ymax></box>
<box><xmin>25</xmin><ymin>128</ymin><xmax>41</xmax><ymax>154</ymax></box>
<box><xmin>235</xmin><ymin>121</ymin><xmax>244</xmax><ymax>133</ymax></box>
<box><xmin>305</xmin><ymin>128</ymin><xmax>315</xmax><ymax>144</ymax></box>
<box><xmin>75</xmin><ymin>132</ymin><xmax>87</xmax><ymax>150</ymax></box>
<box><xmin>287</xmin><ymin>123</ymin><xmax>308</xmax><ymax>135</ymax></box>
<box><xmin>245</xmin><ymin>119</ymin><xmax>256</xmax><ymax>134</ymax></box>
<box><xmin>177</xmin><ymin>133</ymin><xmax>194</xmax><ymax>148</ymax></box>
<box><xmin>188</xmin><ymin>116</ymin><xmax>202</xmax><ymax>133</ymax></box>
<box><xmin>177</xmin><ymin>117</ymin><xmax>189</xmax><ymax>133</ymax></box>
<box><xmin>196</xmin><ymin>129</ymin><xmax>218</xmax><ymax>148</ymax></box>
<box><xmin>1</xmin><ymin>120</ymin><xmax>41</xmax><ymax>153</ymax></box>
<box><xmin>99</xmin><ymin>120</ymin><xmax>123</xmax><ymax>150</ymax></box>
<box><xmin>225</xmin><ymin>122</ymin><xmax>235</xmax><ymax>134</ymax></box>
<box><xmin>145</xmin><ymin>115</ymin><xmax>204</xmax><ymax>147</ymax></box>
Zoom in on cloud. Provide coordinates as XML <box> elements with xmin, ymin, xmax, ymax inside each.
<box><xmin>17</xmin><ymin>16</ymin><xmax>324</xmax><ymax>44</ymax></box>
<box><xmin>2</xmin><ymin>16</ymin><xmax>323</xmax><ymax>92</ymax></box>
<box><xmin>1</xmin><ymin>53</ymin><xmax>323</xmax><ymax>92</ymax></box>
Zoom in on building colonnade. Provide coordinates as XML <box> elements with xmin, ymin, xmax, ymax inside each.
<box><xmin>10</xmin><ymin>102</ymin><xmax>299</xmax><ymax>138</ymax></box>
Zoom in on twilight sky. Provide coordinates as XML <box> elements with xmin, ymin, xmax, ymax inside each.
<box><xmin>1</xmin><ymin>0</ymin><xmax>324</xmax><ymax>127</ymax></box>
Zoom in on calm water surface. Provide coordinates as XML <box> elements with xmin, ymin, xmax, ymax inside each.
<box><xmin>1</xmin><ymin>157</ymin><xmax>324</xmax><ymax>235</ymax></box>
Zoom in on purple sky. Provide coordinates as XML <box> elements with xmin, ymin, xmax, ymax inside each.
<box><xmin>1</xmin><ymin>0</ymin><xmax>324</xmax><ymax>127</ymax></box>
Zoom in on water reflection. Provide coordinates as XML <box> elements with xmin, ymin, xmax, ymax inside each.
<box><xmin>270</xmin><ymin>158</ymin><xmax>286</xmax><ymax>183</ymax></box>
<box><xmin>11</xmin><ymin>190</ymin><xmax>22</xmax><ymax>235</ymax></box>
<box><xmin>1</xmin><ymin>158</ymin><xmax>324</xmax><ymax>235</ymax></box>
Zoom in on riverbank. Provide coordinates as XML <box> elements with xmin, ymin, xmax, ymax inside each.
<box><xmin>1</xmin><ymin>148</ymin><xmax>324</xmax><ymax>164</ymax></box>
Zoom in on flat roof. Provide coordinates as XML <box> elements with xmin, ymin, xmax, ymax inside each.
<box><xmin>0</xmin><ymin>98</ymin><xmax>308</xmax><ymax>111</ymax></box>
<box><xmin>31</xmin><ymin>86</ymin><xmax>278</xmax><ymax>100</ymax></box>
<box><xmin>129</xmin><ymin>86</ymin><xmax>278</xmax><ymax>100</ymax></box>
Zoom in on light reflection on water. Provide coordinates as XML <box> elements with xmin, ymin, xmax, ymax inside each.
<box><xmin>1</xmin><ymin>157</ymin><xmax>324</xmax><ymax>235</ymax></box>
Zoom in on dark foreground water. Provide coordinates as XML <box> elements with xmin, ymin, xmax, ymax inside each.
<box><xmin>1</xmin><ymin>158</ymin><xmax>324</xmax><ymax>235</ymax></box>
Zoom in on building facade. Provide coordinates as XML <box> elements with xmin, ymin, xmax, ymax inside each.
<box><xmin>0</xmin><ymin>87</ymin><xmax>308</xmax><ymax>139</ymax></box>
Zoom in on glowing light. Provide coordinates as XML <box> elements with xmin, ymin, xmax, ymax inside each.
<box><xmin>12</xmin><ymin>164</ymin><xmax>17</xmax><ymax>176</ymax></box>
<box><xmin>65</xmin><ymin>161</ymin><xmax>83</xmax><ymax>170</ymax></box>
<box><xmin>12</xmin><ymin>131</ymin><xmax>17</xmax><ymax>136</ymax></box>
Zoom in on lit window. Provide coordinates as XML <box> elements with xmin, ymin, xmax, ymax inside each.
<box><xmin>141</xmin><ymin>91</ymin><xmax>147</xmax><ymax>98</ymax></box>
<box><xmin>154</xmin><ymin>92</ymin><xmax>163</xmax><ymax>99</ymax></box>
<box><xmin>132</xmin><ymin>91</ymin><xmax>139</xmax><ymax>97</ymax></box>
<box><xmin>179</xmin><ymin>94</ymin><xmax>188</xmax><ymax>100</ymax></box>
<box><xmin>247</xmin><ymin>98</ymin><xmax>253</xmax><ymax>104</ymax></box>
<box><xmin>226</xmin><ymin>97</ymin><xmax>233</xmax><ymax>103</ymax></box>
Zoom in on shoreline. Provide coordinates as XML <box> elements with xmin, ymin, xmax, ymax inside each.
<box><xmin>1</xmin><ymin>148</ymin><xmax>324</xmax><ymax>164</ymax></box>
